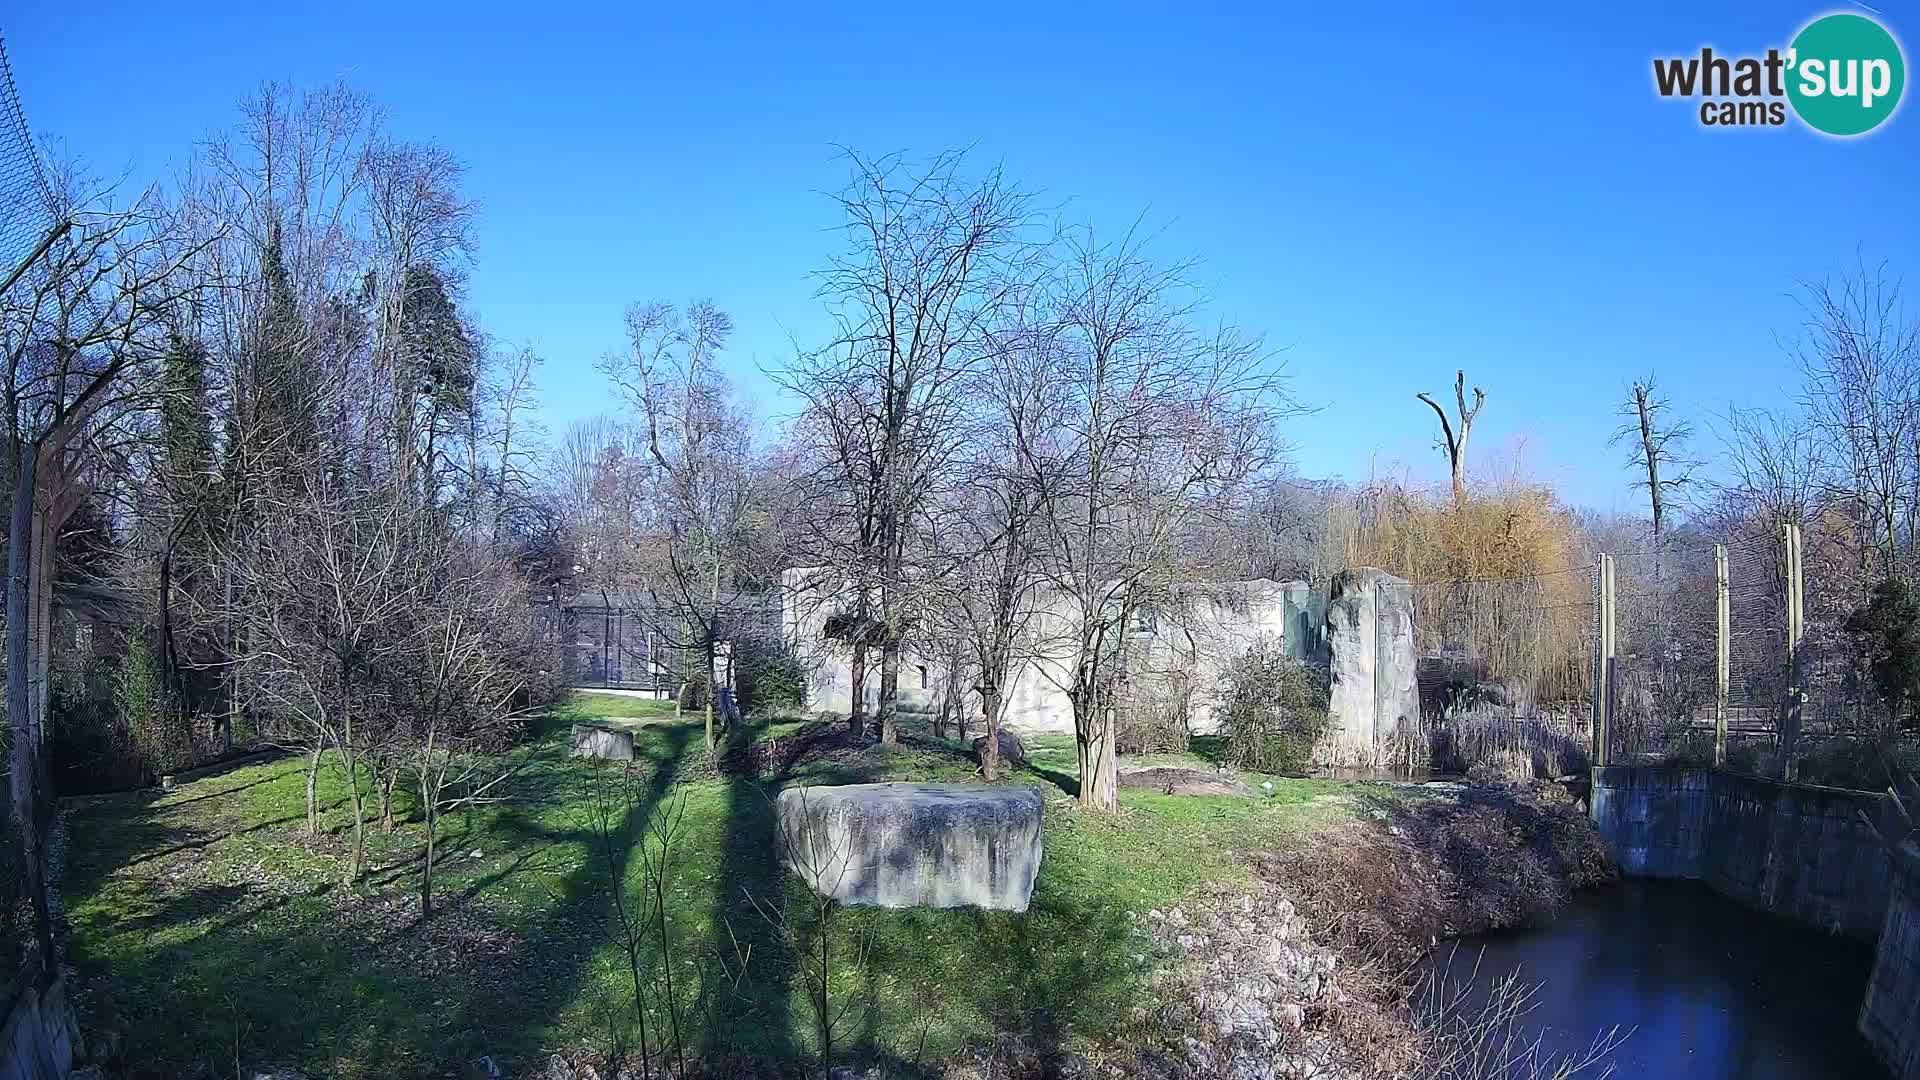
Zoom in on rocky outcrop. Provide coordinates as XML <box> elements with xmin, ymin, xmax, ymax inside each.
<box><xmin>776</xmin><ymin>783</ymin><xmax>1045</xmax><ymax>912</ymax></box>
<box><xmin>1322</xmin><ymin>568</ymin><xmax>1417</xmax><ymax>767</ymax></box>
<box><xmin>972</xmin><ymin>729</ymin><xmax>1028</xmax><ymax>769</ymax></box>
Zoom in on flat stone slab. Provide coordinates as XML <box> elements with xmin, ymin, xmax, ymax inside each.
<box><xmin>776</xmin><ymin>783</ymin><xmax>1045</xmax><ymax>912</ymax></box>
<box><xmin>570</xmin><ymin>724</ymin><xmax>634</xmax><ymax>761</ymax></box>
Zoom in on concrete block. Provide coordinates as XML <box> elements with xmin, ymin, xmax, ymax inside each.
<box><xmin>570</xmin><ymin>724</ymin><xmax>634</xmax><ymax>761</ymax></box>
<box><xmin>775</xmin><ymin>783</ymin><xmax>1045</xmax><ymax>912</ymax></box>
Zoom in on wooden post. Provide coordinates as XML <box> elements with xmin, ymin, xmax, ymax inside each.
<box><xmin>1714</xmin><ymin>544</ymin><xmax>1730</xmax><ymax>768</ymax></box>
<box><xmin>1592</xmin><ymin>554</ymin><xmax>1616</xmax><ymax>768</ymax></box>
<box><xmin>1782</xmin><ymin>523</ymin><xmax>1804</xmax><ymax>781</ymax></box>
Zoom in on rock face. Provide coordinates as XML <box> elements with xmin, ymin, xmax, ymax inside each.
<box><xmin>569</xmin><ymin>724</ymin><xmax>634</xmax><ymax>761</ymax></box>
<box><xmin>1322</xmin><ymin>568</ymin><xmax>1418</xmax><ymax>767</ymax></box>
<box><xmin>971</xmin><ymin>729</ymin><xmax>1028</xmax><ymax>768</ymax></box>
<box><xmin>775</xmin><ymin>783</ymin><xmax>1045</xmax><ymax>912</ymax></box>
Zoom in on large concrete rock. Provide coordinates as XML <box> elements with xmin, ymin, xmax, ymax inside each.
<box><xmin>1322</xmin><ymin>568</ymin><xmax>1418</xmax><ymax>767</ymax></box>
<box><xmin>775</xmin><ymin>783</ymin><xmax>1045</xmax><ymax>912</ymax></box>
<box><xmin>570</xmin><ymin>724</ymin><xmax>634</xmax><ymax>761</ymax></box>
<box><xmin>971</xmin><ymin>729</ymin><xmax>1027</xmax><ymax>768</ymax></box>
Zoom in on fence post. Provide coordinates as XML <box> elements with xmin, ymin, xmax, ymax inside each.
<box><xmin>1715</xmin><ymin>543</ymin><xmax>1729</xmax><ymax>767</ymax></box>
<box><xmin>1592</xmin><ymin>554</ymin><xmax>1616</xmax><ymax>768</ymax></box>
<box><xmin>1782</xmin><ymin>522</ymin><xmax>1804</xmax><ymax>781</ymax></box>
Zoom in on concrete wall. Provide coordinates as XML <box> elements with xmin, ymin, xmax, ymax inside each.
<box><xmin>1861</xmin><ymin>842</ymin><xmax>1920</xmax><ymax>1080</ymax></box>
<box><xmin>1590</xmin><ymin>766</ymin><xmax>1894</xmax><ymax>939</ymax></box>
<box><xmin>0</xmin><ymin>977</ymin><xmax>78</xmax><ymax>1080</ymax></box>
<box><xmin>781</xmin><ymin>569</ymin><xmax>1331</xmax><ymax>737</ymax></box>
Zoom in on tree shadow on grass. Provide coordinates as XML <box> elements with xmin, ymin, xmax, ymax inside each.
<box><xmin>438</xmin><ymin>722</ymin><xmax>699</xmax><ymax>1070</ymax></box>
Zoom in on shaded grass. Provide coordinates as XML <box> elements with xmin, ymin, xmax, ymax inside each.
<box><xmin>62</xmin><ymin>696</ymin><xmax>1376</xmax><ymax>1078</ymax></box>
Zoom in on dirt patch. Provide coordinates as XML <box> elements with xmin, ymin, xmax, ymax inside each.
<box><xmin>1119</xmin><ymin>767</ymin><xmax>1255</xmax><ymax>797</ymax></box>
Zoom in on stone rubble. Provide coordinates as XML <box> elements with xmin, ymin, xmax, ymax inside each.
<box><xmin>1141</xmin><ymin>890</ymin><xmax>1356</xmax><ymax>1080</ymax></box>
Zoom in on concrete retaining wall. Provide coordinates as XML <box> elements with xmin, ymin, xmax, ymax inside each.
<box><xmin>1590</xmin><ymin>766</ymin><xmax>1894</xmax><ymax>939</ymax></box>
<box><xmin>1862</xmin><ymin>843</ymin><xmax>1920</xmax><ymax>1080</ymax></box>
<box><xmin>0</xmin><ymin>976</ymin><xmax>78</xmax><ymax>1080</ymax></box>
<box><xmin>1591</xmin><ymin>766</ymin><xmax>1920</xmax><ymax>1078</ymax></box>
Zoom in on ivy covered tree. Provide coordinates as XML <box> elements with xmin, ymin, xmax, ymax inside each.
<box><xmin>1847</xmin><ymin>577</ymin><xmax>1920</xmax><ymax>732</ymax></box>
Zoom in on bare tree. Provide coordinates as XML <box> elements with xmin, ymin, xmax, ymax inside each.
<box><xmin>1611</xmin><ymin>375</ymin><xmax>1697</xmax><ymax>542</ymax></box>
<box><xmin>400</xmin><ymin>546</ymin><xmax>532</xmax><ymax>914</ymax></box>
<box><xmin>1016</xmin><ymin>228</ymin><xmax>1290</xmax><ymax>812</ymax></box>
<box><xmin>3</xmin><ymin>174</ymin><xmax>210</xmax><ymax>973</ymax></box>
<box><xmin>779</xmin><ymin>150</ymin><xmax>1034</xmax><ymax>744</ymax></box>
<box><xmin>1417</xmin><ymin>370</ymin><xmax>1486</xmax><ymax>508</ymax></box>
<box><xmin>216</xmin><ymin>468</ymin><xmax>426</xmax><ymax>882</ymax></box>
<box><xmin>600</xmin><ymin>300</ymin><xmax>763</xmax><ymax>751</ymax></box>
<box><xmin>1794</xmin><ymin>265</ymin><xmax>1918</xmax><ymax>574</ymax></box>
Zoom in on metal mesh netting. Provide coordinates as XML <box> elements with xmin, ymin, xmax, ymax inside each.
<box><xmin>1800</xmin><ymin>524</ymin><xmax>1882</xmax><ymax>737</ymax></box>
<box><xmin>1608</xmin><ymin>544</ymin><xmax>1719</xmax><ymax>763</ymax></box>
<box><xmin>1724</xmin><ymin>535</ymin><xmax>1788</xmax><ymax>768</ymax></box>
<box><xmin>0</xmin><ymin>28</ymin><xmax>57</xmax><ymax>988</ymax></box>
<box><xmin>0</xmin><ymin>34</ymin><xmax>55</xmax><ymax>272</ymax></box>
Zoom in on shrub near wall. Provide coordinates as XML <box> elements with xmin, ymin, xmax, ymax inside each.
<box><xmin>736</xmin><ymin>639</ymin><xmax>807</xmax><ymax>716</ymax></box>
<box><xmin>1217</xmin><ymin>637</ymin><xmax>1329</xmax><ymax>774</ymax></box>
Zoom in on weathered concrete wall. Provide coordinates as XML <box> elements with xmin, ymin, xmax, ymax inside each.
<box><xmin>776</xmin><ymin>783</ymin><xmax>1045</xmax><ymax>911</ymax></box>
<box><xmin>1861</xmin><ymin>842</ymin><xmax>1920</xmax><ymax>1080</ymax></box>
<box><xmin>1321</xmin><ymin>569</ymin><xmax>1418</xmax><ymax>767</ymax></box>
<box><xmin>781</xmin><ymin>568</ymin><xmax>1322</xmax><ymax>738</ymax></box>
<box><xmin>0</xmin><ymin>977</ymin><xmax>78</xmax><ymax>1080</ymax></box>
<box><xmin>1590</xmin><ymin>766</ymin><xmax>1894</xmax><ymax>939</ymax></box>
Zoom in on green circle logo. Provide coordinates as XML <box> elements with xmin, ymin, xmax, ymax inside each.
<box><xmin>1787</xmin><ymin>13</ymin><xmax>1906</xmax><ymax>136</ymax></box>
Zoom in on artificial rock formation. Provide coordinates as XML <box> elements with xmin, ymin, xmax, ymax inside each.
<box><xmin>775</xmin><ymin>782</ymin><xmax>1045</xmax><ymax>912</ymax></box>
<box><xmin>1323</xmin><ymin>568</ymin><xmax>1418</xmax><ymax>767</ymax></box>
<box><xmin>569</xmin><ymin>724</ymin><xmax>634</xmax><ymax>761</ymax></box>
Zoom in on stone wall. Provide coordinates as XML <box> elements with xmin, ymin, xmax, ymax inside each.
<box><xmin>1590</xmin><ymin>766</ymin><xmax>1894</xmax><ymax>939</ymax></box>
<box><xmin>1861</xmin><ymin>842</ymin><xmax>1920</xmax><ymax>1080</ymax></box>
<box><xmin>1321</xmin><ymin>569</ymin><xmax>1417</xmax><ymax>766</ymax></box>
<box><xmin>0</xmin><ymin>977</ymin><xmax>78</xmax><ymax>1080</ymax></box>
<box><xmin>782</xmin><ymin>569</ymin><xmax>1326</xmax><ymax>737</ymax></box>
<box><xmin>782</xmin><ymin>566</ymin><xmax>1415</xmax><ymax>750</ymax></box>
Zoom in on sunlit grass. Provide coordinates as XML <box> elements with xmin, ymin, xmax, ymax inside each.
<box><xmin>61</xmin><ymin>691</ymin><xmax>1378</xmax><ymax>1077</ymax></box>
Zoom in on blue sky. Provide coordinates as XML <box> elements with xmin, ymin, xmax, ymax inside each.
<box><xmin>7</xmin><ymin>1</ymin><xmax>1916</xmax><ymax>512</ymax></box>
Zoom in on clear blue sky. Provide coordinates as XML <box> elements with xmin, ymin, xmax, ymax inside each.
<box><xmin>7</xmin><ymin>1</ymin><xmax>1916</xmax><ymax>512</ymax></box>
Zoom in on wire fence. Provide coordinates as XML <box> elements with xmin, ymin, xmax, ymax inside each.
<box><xmin>552</xmin><ymin>588</ymin><xmax>786</xmax><ymax>695</ymax></box>
<box><xmin>1592</xmin><ymin>523</ymin><xmax>1911</xmax><ymax>787</ymax></box>
<box><xmin>0</xmin><ymin>27</ymin><xmax>59</xmax><ymax>997</ymax></box>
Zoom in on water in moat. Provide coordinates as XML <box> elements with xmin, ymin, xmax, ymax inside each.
<box><xmin>1419</xmin><ymin>877</ymin><xmax>1885</xmax><ymax>1079</ymax></box>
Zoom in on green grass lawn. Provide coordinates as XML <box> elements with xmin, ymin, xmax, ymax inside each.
<box><xmin>61</xmin><ymin>696</ymin><xmax>1371</xmax><ymax>1078</ymax></box>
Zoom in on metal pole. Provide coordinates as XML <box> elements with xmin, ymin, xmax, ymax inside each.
<box><xmin>1715</xmin><ymin>544</ymin><xmax>1729</xmax><ymax>768</ymax></box>
<box><xmin>1593</xmin><ymin>554</ymin><xmax>1616</xmax><ymax>768</ymax></box>
<box><xmin>1783</xmin><ymin>523</ymin><xmax>1804</xmax><ymax>781</ymax></box>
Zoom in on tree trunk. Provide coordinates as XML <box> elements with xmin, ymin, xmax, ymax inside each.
<box><xmin>703</xmin><ymin>639</ymin><xmax>717</xmax><ymax>753</ymax></box>
<box><xmin>6</xmin><ymin>440</ymin><xmax>53</xmax><ymax>979</ymax></box>
<box><xmin>1074</xmin><ymin>685</ymin><xmax>1119</xmax><ymax>813</ymax></box>
<box><xmin>878</xmin><ymin>644</ymin><xmax>899</xmax><ymax>745</ymax></box>
<box><xmin>420</xmin><ymin>782</ymin><xmax>437</xmax><ymax>917</ymax></box>
<box><xmin>379</xmin><ymin>771</ymin><xmax>397</xmax><ymax>832</ymax></box>
<box><xmin>343</xmin><ymin>746</ymin><xmax>367</xmax><ymax>884</ymax></box>
<box><xmin>981</xmin><ymin>687</ymin><xmax>1002</xmax><ymax>782</ymax></box>
<box><xmin>848</xmin><ymin>640</ymin><xmax>868</xmax><ymax>740</ymax></box>
<box><xmin>305</xmin><ymin>745</ymin><xmax>323</xmax><ymax>836</ymax></box>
